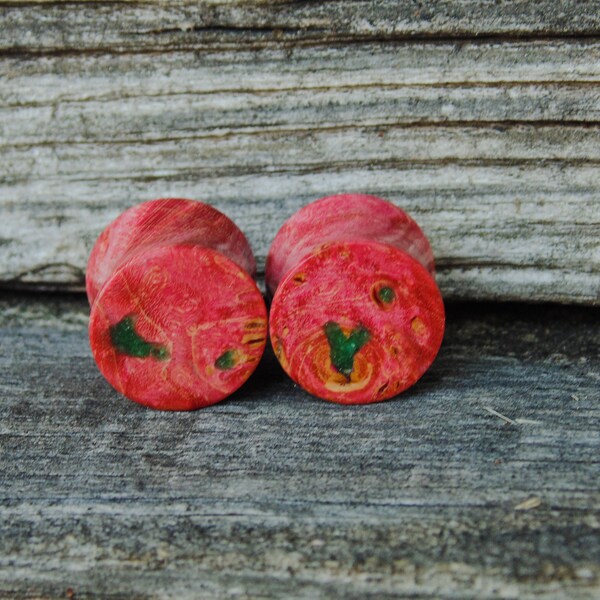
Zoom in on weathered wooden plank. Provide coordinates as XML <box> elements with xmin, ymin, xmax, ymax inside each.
<box><xmin>1</xmin><ymin>43</ymin><xmax>600</xmax><ymax>302</ymax></box>
<box><xmin>5</xmin><ymin>41</ymin><xmax>600</xmax><ymax>106</ymax></box>
<box><xmin>1</xmin><ymin>131</ymin><xmax>599</xmax><ymax>303</ymax></box>
<box><xmin>5</xmin><ymin>85</ymin><xmax>600</xmax><ymax>145</ymax></box>
<box><xmin>1</xmin><ymin>35</ymin><xmax>599</xmax><ymax>303</ymax></box>
<box><xmin>2</xmin><ymin>0</ymin><xmax>600</xmax><ymax>55</ymax></box>
<box><xmin>0</xmin><ymin>293</ymin><xmax>598</xmax><ymax>598</ymax></box>
<box><xmin>3</xmin><ymin>42</ymin><xmax>600</xmax><ymax>144</ymax></box>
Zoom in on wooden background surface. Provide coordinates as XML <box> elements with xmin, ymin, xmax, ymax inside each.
<box><xmin>1</xmin><ymin>0</ymin><xmax>599</xmax><ymax>303</ymax></box>
<box><xmin>1</xmin><ymin>2</ymin><xmax>600</xmax><ymax>599</ymax></box>
<box><xmin>1</xmin><ymin>293</ymin><xmax>599</xmax><ymax>598</ymax></box>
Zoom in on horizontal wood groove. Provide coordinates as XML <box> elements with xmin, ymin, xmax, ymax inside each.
<box><xmin>3</xmin><ymin>1</ymin><xmax>600</xmax><ymax>56</ymax></box>
<box><xmin>4</xmin><ymin>82</ymin><xmax>600</xmax><ymax>111</ymax></box>
<box><xmin>6</xmin><ymin>159</ymin><xmax>600</xmax><ymax>181</ymax></box>
<box><xmin>5</xmin><ymin>126</ymin><xmax>600</xmax><ymax>151</ymax></box>
<box><xmin>5</xmin><ymin>33</ymin><xmax>600</xmax><ymax>58</ymax></box>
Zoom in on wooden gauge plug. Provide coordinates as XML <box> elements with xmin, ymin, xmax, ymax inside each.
<box><xmin>266</xmin><ymin>193</ymin><xmax>445</xmax><ymax>404</ymax></box>
<box><xmin>87</xmin><ymin>198</ymin><xmax>267</xmax><ymax>411</ymax></box>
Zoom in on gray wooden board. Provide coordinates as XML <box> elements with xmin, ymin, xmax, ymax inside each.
<box><xmin>0</xmin><ymin>292</ymin><xmax>598</xmax><ymax>598</ymax></box>
<box><xmin>1</xmin><ymin>37</ymin><xmax>600</xmax><ymax>303</ymax></box>
<box><xmin>3</xmin><ymin>0</ymin><xmax>600</xmax><ymax>54</ymax></box>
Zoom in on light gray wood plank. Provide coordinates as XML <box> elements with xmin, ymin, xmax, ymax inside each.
<box><xmin>4</xmin><ymin>84</ymin><xmax>600</xmax><ymax>144</ymax></box>
<box><xmin>2</xmin><ymin>0</ymin><xmax>600</xmax><ymax>54</ymax></box>
<box><xmin>1</xmin><ymin>131</ymin><xmax>599</xmax><ymax>303</ymax></box>
<box><xmin>0</xmin><ymin>25</ymin><xmax>600</xmax><ymax>303</ymax></box>
<box><xmin>3</xmin><ymin>42</ymin><xmax>600</xmax><ymax>144</ymax></box>
<box><xmin>0</xmin><ymin>294</ymin><xmax>598</xmax><ymax>598</ymax></box>
<box><xmin>5</xmin><ymin>41</ymin><xmax>600</xmax><ymax>106</ymax></box>
<box><xmin>1</xmin><ymin>27</ymin><xmax>599</xmax><ymax>303</ymax></box>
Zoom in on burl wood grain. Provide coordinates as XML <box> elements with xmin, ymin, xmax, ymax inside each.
<box><xmin>87</xmin><ymin>199</ymin><xmax>267</xmax><ymax>410</ymax></box>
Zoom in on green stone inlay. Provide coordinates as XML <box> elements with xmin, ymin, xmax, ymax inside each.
<box><xmin>215</xmin><ymin>350</ymin><xmax>236</xmax><ymax>370</ymax></box>
<box><xmin>324</xmin><ymin>321</ymin><xmax>371</xmax><ymax>379</ymax></box>
<box><xmin>377</xmin><ymin>286</ymin><xmax>395</xmax><ymax>304</ymax></box>
<box><xmin>110</xmin><ymin>316</ymin><xmax>169</xmax><ymax>360</ymax></box>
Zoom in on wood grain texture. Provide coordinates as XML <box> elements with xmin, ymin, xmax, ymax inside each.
<box><xmin>0</xmin><ymin>292</ymin><xmax>598</xmax><ymax>598</ymax></box>
<box><xmin>1</xmin><ymin>3</ymin><xmax>600</xmax><ymax>303</ymax></box>
<box><xmin>3</xmin><ymin>0</ymin><xmax>600</xmax><ymax>54</ymax></box>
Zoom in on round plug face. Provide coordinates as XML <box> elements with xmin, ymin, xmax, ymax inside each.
<box><xmin>269</xmin><ymin>240</ymin><xmax>445</xmax><ymax>404</ymax></box>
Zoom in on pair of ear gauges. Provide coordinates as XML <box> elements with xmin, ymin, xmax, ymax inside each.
<box><xmin>87</xmin><ymin>195</ymin><xmax>445</xmax><ymax>410</ymax></box>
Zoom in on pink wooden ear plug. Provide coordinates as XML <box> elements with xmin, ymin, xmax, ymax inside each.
<box><xmin>266</xmin><ymin>194</ymin><xmax>445</xmax><ymax>404</ymax></box>
<box><xmin>87</xmin><ymin>198</ymin><xmax>267</xmax><ymax>411</ymax></box>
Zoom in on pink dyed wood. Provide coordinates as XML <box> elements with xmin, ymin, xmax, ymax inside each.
<box><xmin>267</xmin><ymin>194</ymin><xmax>445</xmax><ymax>404</ymax></box>
<box><xmin>87</xmin><ymin>198</ymin><xmax>256</xmax><ymax>304</ymax></box>
<box><xmin>266</xmin><ymin>194</ymin><xmax>435</xmax><ymax>297</ymax></box>
<box><xmin>87</xmin><ymin>198</ymin><xmax>267</xmax><ymax>411</ymax></box>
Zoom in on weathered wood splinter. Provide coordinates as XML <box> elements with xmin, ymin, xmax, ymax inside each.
<box><xmin>87</xmin><ymin>198</ymin><xmax>267</xmax><ymax>410</ymax></box>
<box><xmin>267</xmin><ymin>194</ymin><xmax>445</xmax><ymax>404</ymax></box>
